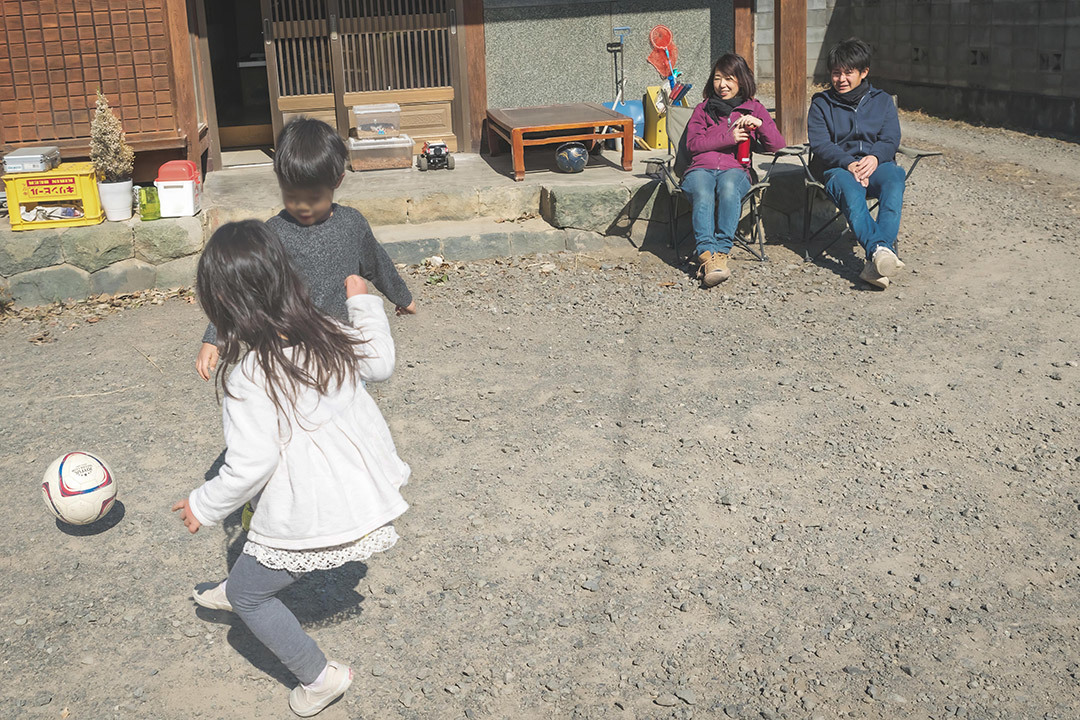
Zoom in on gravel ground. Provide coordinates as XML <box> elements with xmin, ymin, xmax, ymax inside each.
<box><xmin>1</xmin><ymin>114</ymin><xmax>1078</xmax><ymax>720</ymax></box>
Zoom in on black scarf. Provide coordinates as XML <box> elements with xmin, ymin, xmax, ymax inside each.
<box><xmin>829</xmin><ymin>81</ymin><xmax>870</xmax><ymax>107</ymax></box>
<box><xmin>706</xmin><ymin>94</ymin><xmax>745</xmax><ymax>122</ymax></box>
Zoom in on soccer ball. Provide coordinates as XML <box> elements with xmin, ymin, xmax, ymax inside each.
<box><xmin>41</xmin><ymin>452</ymin><xmax>118</xmax><ymax>525</ymax></box>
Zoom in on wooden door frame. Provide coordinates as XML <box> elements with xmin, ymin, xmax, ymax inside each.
<box><xmin>192</xmin><ymin>0</ymin><xmax>222</xmax><ymax>171</ymax></box>
<box><xmin>327</xmin><ymin>3</ymin><xmax>351</xmax><ymax>136</ymax></box>
<box><xmin>449</xmin><ymin>0</ymin><xmax>473</xmax><ymax>153</ymax></box>
<box><xmin>260</xmin><ymin>0</ymin><xmax>285</xmax><ymax>142</ymax></box>
<box><xmin>463</xmin><ymin>0</ymin><xmax>486</xmax><ymax>153</ymax></box>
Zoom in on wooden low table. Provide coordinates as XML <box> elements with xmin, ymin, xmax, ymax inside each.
<box><xmin>486</xmin><ymin>102</ymin><xmax>634</xmax><ymax>181</ymax></box>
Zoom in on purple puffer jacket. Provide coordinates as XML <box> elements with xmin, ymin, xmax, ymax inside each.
<box><xmin>684</xmin><ymin>97</ymin><xmax>786</xmax><ymax>175</ymax></box>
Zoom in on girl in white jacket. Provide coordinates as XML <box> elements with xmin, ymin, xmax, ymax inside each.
<box><xmin>172</xmin><ymin>220</ymin><xmax>409</xmax><ymax>717</ymax></box>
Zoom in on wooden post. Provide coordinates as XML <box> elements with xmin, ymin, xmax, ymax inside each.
<box><xmin>192</xmin><ymin>0</ymin><xmax>222</xmax><ymax>171</ymax></box>
<box><xmin>774</xmin><ymin>0</ymin><xmax>807</xmax><ymax>144</ymax></box>
<box><xmin>463</xmin><ymin>0</ymin><xmax>487</xmax><ymax>153</ymax></box>
<box><xmin>163</xmin><ymin>0</ymin><xmax>199</xmax><ymax>166</ymax></box>
<box><xmin>734</xmin><ymin>0</ymin><xmax>754</xmax><ymax>69</ymax></box>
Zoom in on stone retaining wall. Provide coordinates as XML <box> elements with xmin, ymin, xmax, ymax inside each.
<box><xmin>1</xmin><ymin>216</ymin><xmax>204</xmax><ymax>307</ymax></box>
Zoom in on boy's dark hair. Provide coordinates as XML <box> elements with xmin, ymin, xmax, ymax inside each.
<box><xmin>703</xmin><ymin>53</ymin><xmax>756</xmax><ymax>101</ymax></box>
<box><xmin>273</xmin><ymin>117</ymin><xmax>347</xmax><ymax>189</ymax></box>
<box><xmin>828</xmin><ymin>37</ymin><xmax>872</xmax><ymax>73</ymax></box>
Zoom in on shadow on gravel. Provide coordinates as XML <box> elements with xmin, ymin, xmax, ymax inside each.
<box><xmin>56</xmin><ymin>500</ymin><xmax>126</xmax><ymax>536</ymax></box>
<box><xmin>783</xmin><ymin>231</ymin><xmax>894</xmax><ymax>291</ymax></box>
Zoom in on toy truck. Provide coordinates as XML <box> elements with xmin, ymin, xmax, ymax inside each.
<box><xmin>417</xmin><ymin>140</ymin><xmax>454</xmax><ymax>171</ymax></box>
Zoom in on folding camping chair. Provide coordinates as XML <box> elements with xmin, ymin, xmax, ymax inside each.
<box><xmin>791</xmin><ymin>98</ymin><xmax>943</xmax><ymax>262</ymax></box>
<box><xmin>649</xmin><ymin>103</ymin><xmax>796</xmax><ymax>263</ymax></box>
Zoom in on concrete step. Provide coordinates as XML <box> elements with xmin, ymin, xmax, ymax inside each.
<box><xmin>202</xmin><ymin>150</ymin><xmax>672</xmax><ymax>231</ymax></box>
<box><xmin>373</xmin><ymin>216</ymin><xmax>625</xmax><ymax>265</ymax></box>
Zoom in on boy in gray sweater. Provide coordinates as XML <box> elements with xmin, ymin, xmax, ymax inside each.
<box><xmin>196</xmin><ymin>118</ymin><xmax>415</xmax><ymax>379</ymax></box>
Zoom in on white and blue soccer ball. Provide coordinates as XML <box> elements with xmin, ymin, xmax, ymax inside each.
<box><xmin>41</xmin><ymin>452</ymin><xmax>117</xmax><ymax>525</ymax></box>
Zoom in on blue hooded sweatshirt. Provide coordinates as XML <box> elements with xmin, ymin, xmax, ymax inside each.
<box><xmin>806</xmin><ymin>82</ymin><xmax>901</xmax><ymax>176</ymax></box>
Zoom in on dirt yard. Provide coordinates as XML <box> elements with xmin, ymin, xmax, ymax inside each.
<box><xmin>1</xmin><ymin>114</ymin><xmax>1078</xmax><ymax>720</ymax></box>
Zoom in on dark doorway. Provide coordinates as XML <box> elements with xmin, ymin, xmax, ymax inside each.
<box><xmin>206</xmin><ymin>0</ymin><xmax>274</xmax><ymax>152</ymax></box>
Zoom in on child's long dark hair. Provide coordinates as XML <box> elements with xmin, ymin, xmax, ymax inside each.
<box><xmin>197</xmin><ymin>220</ymin><xmax>366</xmax><ymax>417</ymax></box>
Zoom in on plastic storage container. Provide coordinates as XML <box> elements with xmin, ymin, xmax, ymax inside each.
<box><xmin>3</xmin><ymin>146</ymin><xmax>61</xmax><ymax>173</ymax></box>
<box><xmin>154</xmin><ymin>160</ymin><xmax>201</xmax><ymax>217</ymax></box>
<box><xmin>348</xmin><ymin>134</ymin><xmax>413</xmax><ymax>171</ymax></box>
<box><xmin>351</xmin><ymin>103</ymin><xmax>401</xmax><ymax>138</ymax></box>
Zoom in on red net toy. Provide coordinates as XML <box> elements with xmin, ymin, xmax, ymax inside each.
<box><xmin>647</xmin><ymin>25</ymin><xmax>678</xmax><ymax>79</ymax></box>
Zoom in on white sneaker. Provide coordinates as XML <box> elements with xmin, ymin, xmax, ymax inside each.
<box><xmin>290</xmin><ymin>661</ymin><xmax>353</xmax><ymax>717</ymax></box>
<box><xmin>859</xmin><ymin>261</ymin><xmax>890</xmax><ymax>289</ymax></box>
<box><xmin>193</xmin><ymin>581</ymin><xmax>233</xmax><ymax>612</ymax></box>
<box><xmin>872</xmin><ymin>246</ymin><xmax>905</xmax><ymax>277</ymax></box>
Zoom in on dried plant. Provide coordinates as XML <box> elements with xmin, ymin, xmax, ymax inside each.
<box><xmin>89</xmin><ymin>90</ymin><xmax>134</xmax><ymax>183</ymax></box>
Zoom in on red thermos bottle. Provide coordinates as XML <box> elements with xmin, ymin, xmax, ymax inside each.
<box><xmin>737</xmin><ymin>137</ymin><xmax>751</xmax><ymax>166</ymax></box>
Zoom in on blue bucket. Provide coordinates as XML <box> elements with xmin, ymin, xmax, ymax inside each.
<box><xmin>603</xmin><ymin>99</ymin><xmax>645</xmax><ymax>138</ymax></box>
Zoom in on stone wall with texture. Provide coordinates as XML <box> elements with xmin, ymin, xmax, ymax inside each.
<box><xmin>1</xmin><ymin>217</ymin><xmax>204</xmax><ymax>307</ymax></box>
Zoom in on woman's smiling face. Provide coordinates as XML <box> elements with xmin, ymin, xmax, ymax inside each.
<box><xmin>714</xmin><ymin>72</ymin><xmax>740</xmax><ymax>101</ymax></box>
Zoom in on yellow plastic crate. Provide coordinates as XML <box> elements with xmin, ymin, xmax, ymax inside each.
<box><xmin>3</xmin><ymin>162</ymin><xmax>104</xmax><ymax>231</ymax></box>
<box><xmin>644</xmin><ymin>86</ymin><xmax>669</xmax><ymax>151</ymax></box>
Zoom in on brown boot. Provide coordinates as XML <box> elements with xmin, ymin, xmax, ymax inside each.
<box><xmin>698</xmin><ymin>251</ymin><xmax>731</xmax><ymax>287</ymax></box>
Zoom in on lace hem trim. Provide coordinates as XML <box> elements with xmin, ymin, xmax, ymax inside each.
<box><xmin>243</xmin><ymin>525</ymin><xmax>398</xmax><ymax>572</ymax></box>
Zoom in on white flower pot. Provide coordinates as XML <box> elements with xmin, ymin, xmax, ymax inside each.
<box><xmin>97</xmin><ymin>179</ymin><xmax>134</xmax><ymax>221</ymax></box>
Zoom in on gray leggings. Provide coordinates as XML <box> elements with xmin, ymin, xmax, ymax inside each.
<box><xmin>225</xmin><ymin>553</ymin><xmax>326</xmax><ymax>685</ymax></box>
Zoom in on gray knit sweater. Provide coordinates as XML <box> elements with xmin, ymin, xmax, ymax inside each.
<box><xmin>202</xmin><ymin>205</ymin><xmax>412</xmax><ymax>344</ymax></box>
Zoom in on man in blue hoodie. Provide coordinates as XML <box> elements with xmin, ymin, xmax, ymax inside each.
<box><xmin>807</xmin><ymin>38</ymin><xmax>905</xmax><ymax>289</ymax></box>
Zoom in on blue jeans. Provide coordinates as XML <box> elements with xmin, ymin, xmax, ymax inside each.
<box><xmin>822</xmin><ymin>161</ymin><xmax>906</xmax><ymax>259</ymax></box>
<box><xmin>682</xmin><ymin>168</ymin><xmax>750</xmax><ymax>255</ymax></box>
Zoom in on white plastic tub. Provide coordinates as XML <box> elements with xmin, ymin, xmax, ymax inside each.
<box><xmin>154</xmin><ymin>160</ymin><xmax>201</xmax><ymax>217</ymax></box>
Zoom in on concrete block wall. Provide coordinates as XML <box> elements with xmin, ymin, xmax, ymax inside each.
<box><xmin>828</xmin><ymin>0</ymin><xmax>1075</xmax><ymax>100</ymax></box>
<box><xmin>755</xmin><ymin>0</ymin><xmax>1078</xmax><ymax>136</ymax></box>
<box><xmin>483</xmin><ymin>0</ymin><xmax>734</xmax><ymax>110</ymax></box>
<box><xmin>755</xmin><ymin>0</ymin><xmax>838</xmax><ymax>81</ymax></box>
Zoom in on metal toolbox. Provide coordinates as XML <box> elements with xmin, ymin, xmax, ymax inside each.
<box><xmin>3</xmin><ymin>146</ymin><xmax>62</xmax><ymax>174</ymax></box>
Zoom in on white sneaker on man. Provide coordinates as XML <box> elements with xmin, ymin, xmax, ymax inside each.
<box><xmin>872</xmin><ymin>246</ymin><xmax>905</xmax><ymax>277</ymax></box>
<box><xmin>859</xmin><ymin>261</ymin><xmax>890</xmax><ymax>289</ymax></box>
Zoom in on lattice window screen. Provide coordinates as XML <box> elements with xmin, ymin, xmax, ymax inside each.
<box><xmin>339</xmin><ymin>0</ymin><xmax>451</xmax><ymax>93</ymax></box>
<box><xmin>270</xmin><ymin>0</ymin><xmax>333</xmax><ymax>97</ymax></box>
<box><xmin>0</xmin><ymin>0</ymin><xmax>176</xmax><ymax>146</ymax></box>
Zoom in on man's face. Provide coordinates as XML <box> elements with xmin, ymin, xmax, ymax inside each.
<box><xmin>831</xmin><ymin>66</ymin><xmax>869</xmax><ymax>93</ymax></box>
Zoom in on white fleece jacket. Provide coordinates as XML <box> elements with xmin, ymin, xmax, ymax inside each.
<box><xmin>188</xmin><ymin>295</ymin><xmax>410</xmax><ymax>550</ymax></box>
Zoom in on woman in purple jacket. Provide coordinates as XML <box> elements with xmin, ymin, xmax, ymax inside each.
<box><xmin>683</xmin><ymin>53</ymin><xmax>785</xmax><ymax>286</ymax></box>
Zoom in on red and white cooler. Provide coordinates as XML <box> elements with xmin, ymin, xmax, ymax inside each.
<box><xmin>154</xmin><ymin>160</ymin><xmax>202</xmax><ymax>217</ymax></box>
